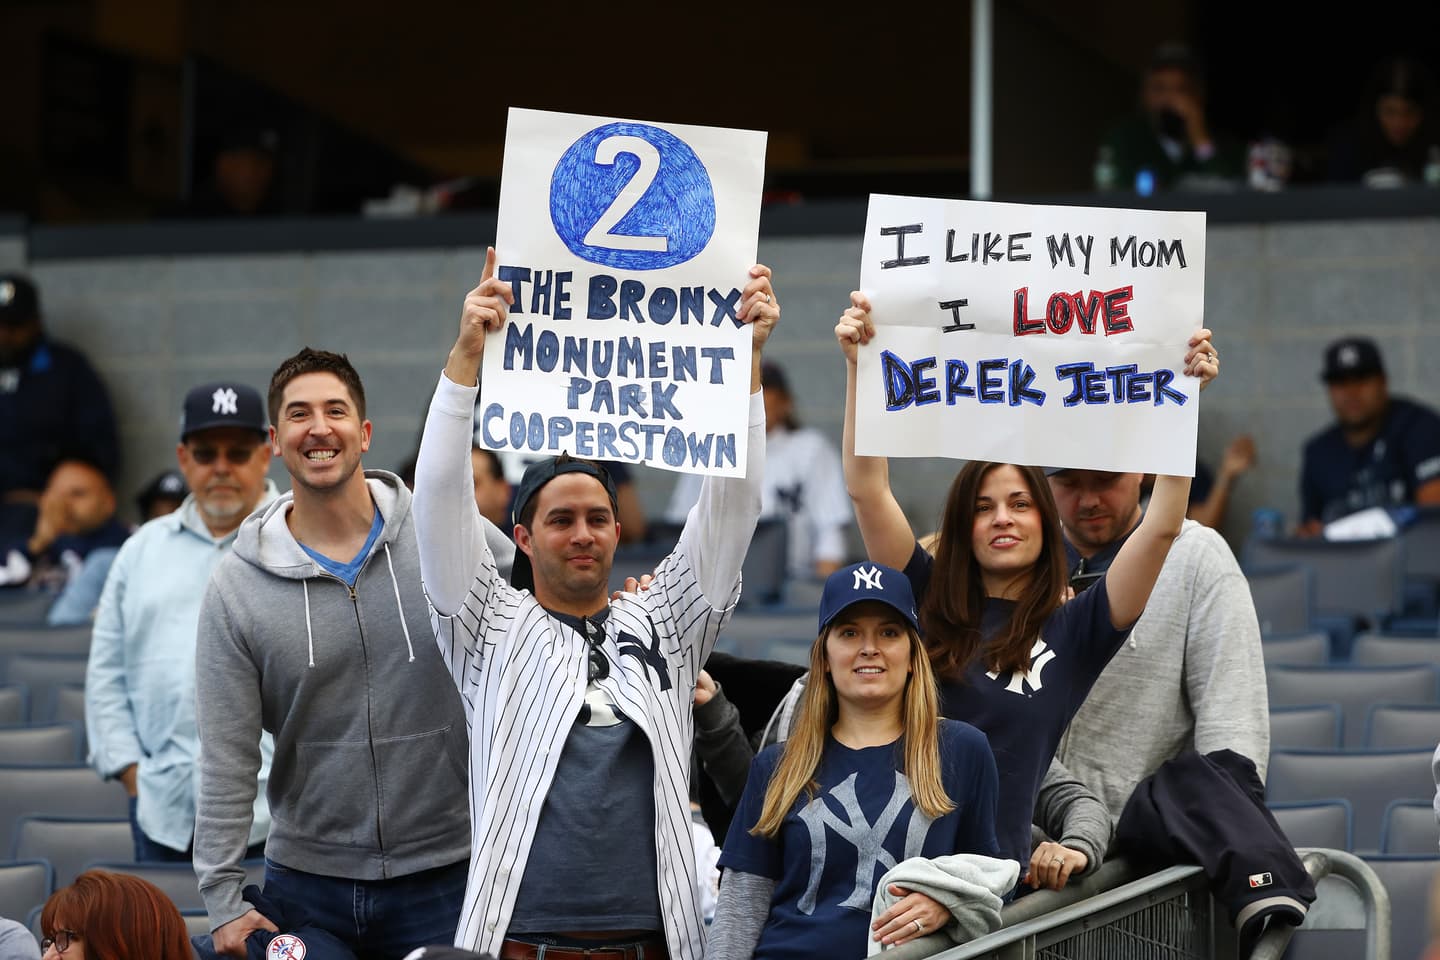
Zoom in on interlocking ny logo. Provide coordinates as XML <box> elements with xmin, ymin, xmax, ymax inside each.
<box><xmin>986</xmin><ymin>637</ymin><xmax>1057</xmax><ymax>696</ymax></box>
<box><xmin>212</xmin><ymin>387</ymin><xmax>239</xmax><ymax>415</ymax></box>
<box><xmin>852</xmin><ymin>565</ymin><xmax>884</xmax><ymax>590</ymax></box>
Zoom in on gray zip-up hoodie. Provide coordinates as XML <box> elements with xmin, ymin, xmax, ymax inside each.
<box><xmin>193</xmin><ymin>470</ymin><xmax>471</xmax><ymax>930</ymax></box>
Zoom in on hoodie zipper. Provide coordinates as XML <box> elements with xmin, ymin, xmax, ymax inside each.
<box><xmin>315</xmin><ymin>565</ymin><xmax>387</xmax><ymax>860</ymax></box>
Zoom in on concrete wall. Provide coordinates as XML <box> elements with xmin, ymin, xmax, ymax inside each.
<box><xmin>15</xmin><ymin>218</ymin><xmax>1440</xmax><ymax>553</ymax></box>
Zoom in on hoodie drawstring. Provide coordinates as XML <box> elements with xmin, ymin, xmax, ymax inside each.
<box><xmin>385</xmin><ymin>543</ymin><xmax>416</xmax><ymax>662</ymax></box>
<box><xmin>302</xmin><ymin>580</ymin><xmax>316</xmax><ymax>668</ymax></box>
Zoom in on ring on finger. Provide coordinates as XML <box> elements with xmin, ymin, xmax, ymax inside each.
<box><xmin>1052</xmin><ymin>856</ymin><xmax>1064</xmax><ymax>865</ymax></box>
<box><xmin>763</xmin><ymin>292</ymin><xmax>772</xmax><ymax>304</ymax></box>
<box><xmin>912</xmin><ymin>919</ymin><xmax>924</xmax><ymax>934</ymax></box>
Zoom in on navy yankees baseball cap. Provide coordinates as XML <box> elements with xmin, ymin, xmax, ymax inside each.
<box><xmin>1320</xmin><ymin>336</ymin><xmax>1385</xmax><ymax>382</ymax></box>
<box><xmin>509</xmin><ymin>452</ymin><xmax>619</xmax><ymax>593</ymax></box>
<box><xmin>818</xmin><ymin>561</ymin><xmax>920</xmax><ymax>634</ymax></box>
<box><xmin>180</xmin><ymin>382</ymin><xmax>268</xmax><ymax>441</ymax></box>
<box><xmin>0</xmin><ymin>273</ymin><xmax>39</xmax><ymax>325</ymax></box>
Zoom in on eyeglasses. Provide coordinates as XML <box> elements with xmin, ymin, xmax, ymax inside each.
<box><xmin>40</xmin><ymin>930</ymin><xmax>80</xmax><ymax>954</ymax></box>
<box><xmin>187</xmin><ymin>445</ymin><xmax>259</xmax><ymax>466</ymax></box>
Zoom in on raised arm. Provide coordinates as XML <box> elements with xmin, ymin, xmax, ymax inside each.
<box><xmin>1103</xmin><ymin>328</ymin><xmax>1217</xmax><ymax>626</ymax></box>
<box><xmin>414</xmin><ymin>247</ymin><xmax>515</xmax><ymax>616</ymax></box>
<box><xmin>837</xmin><ymin>291</ymin><xmax>916</xmax><ymax>570</ymax></box>
<box><xmin>676</xmin><ymin>265</ymin><xmax>773</xmax><ymax>607</ymax></box>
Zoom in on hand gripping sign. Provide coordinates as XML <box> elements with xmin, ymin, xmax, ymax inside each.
<box><xmin>483</xmin><ymin>108</ymin><xmax>767</xmax><ymax>477</ymax></box>
<box><xmin>854</xmin><ymin>195</ymin><xmax>1207</xmax><ymax>476</ymax></box>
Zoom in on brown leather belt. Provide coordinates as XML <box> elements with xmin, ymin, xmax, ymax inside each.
<box><xmin>497</xmin><ymin>937</ymin><xmax>668</xmax><ymax>960</ymax></box>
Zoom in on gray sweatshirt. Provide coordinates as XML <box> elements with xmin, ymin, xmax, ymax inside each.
<box><xmin>1053</xmin><ymin>520</ymin><xmax>1270</xmax><ymax>827</ymax></box>
<box><xmin>194</xmin><ymin>470</ymin><xmax>471</xmax><ymax>929</ymax></box>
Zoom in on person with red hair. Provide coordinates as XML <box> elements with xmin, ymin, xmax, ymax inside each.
<box><xmin>38</xmin><ymin>869</ymin><xmax>190</xmax><ymax>959</ymax></box>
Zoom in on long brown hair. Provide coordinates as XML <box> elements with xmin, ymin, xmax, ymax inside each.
<box><xmin>750</xmin><ymin>618</ymin><xmax>954</xmax><ymax>838</ymax></box>
<box><xmin>41</xmin><ymin>869</ymin><xmax>192</xmax><ymax>960</ymax></box>
<box><xmin>924</xmin><ymin>461</ymin><xmax>1067</xmax><ymax>678</ymax></box>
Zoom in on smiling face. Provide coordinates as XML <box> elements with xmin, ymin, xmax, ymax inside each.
<box><xmin>515</xmin><ymin>472</ymin><xmax>619</xmax><ymax>613</ymax></box>
<box><xmin>823</xmin><ymin>600</ymin><xmax>913</xmax><ymax>712</ymax></box>
<box><xmin>270</xmin><ymin>371</ymin><xmax>371</xmax><ymax>494</ymax></box>
<box><xmin>970</xmin><ymin>464</ymin><xmax>1046</xmax><ymax>596</ymax></box>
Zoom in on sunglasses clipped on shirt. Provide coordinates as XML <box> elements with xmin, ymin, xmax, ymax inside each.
<box><xmin>41</xmin><ymin>929</ymin><xmax>81</xmax><ymax>954</ymax></box>
<box><xmin>187</xmin><ymin>444</ymin><xmax>259</xmax><ymax>466</ymax></box>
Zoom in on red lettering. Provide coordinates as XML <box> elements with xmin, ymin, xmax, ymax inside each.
<box><xmin>1102</xmin><ymin>285</ymin><xmax>1134</xmax><ymax>335</ymax></box>
<box><xmin>1045</xmin><ymin>294</ymin><xmax>1074</xmax><ymax>334</ymax></box>
<box><xmin>1012</xmin><ymin>288</ymin><xmax>1044</xmax><ymax>335</ymax></box>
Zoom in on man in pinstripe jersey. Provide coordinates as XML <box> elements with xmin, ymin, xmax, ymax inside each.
<box><xmin>413</xmin><ymin>248</ymin><xmax>778</xmax><ymax>960</ymax></box>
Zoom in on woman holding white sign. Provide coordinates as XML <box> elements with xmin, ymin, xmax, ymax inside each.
<box><xmin>830</xmin><ymin>291</ymin><xmax>1217</xmax><ymax>885</ymax></box>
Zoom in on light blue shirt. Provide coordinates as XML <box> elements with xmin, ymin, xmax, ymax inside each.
<box><xmin>85</xmin><ymin>486</ymin><xmax>278</xmax><ymax>853</ymax></box>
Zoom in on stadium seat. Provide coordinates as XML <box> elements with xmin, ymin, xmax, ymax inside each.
<box><xmin>738</xmin><ymin>519</ymin><xmax>789</xmax><ymax>608</ymax></box>
<box><xmin>0</xmin><ymin>592</ymin><xmax>58</xmax><ymax>627</ymax></box>
<box><xmin>2</xmin><ymin>655</ymin><xmax>88</xmax><ymax>723</ymax></box>
<box><xmin>1266</xmin><ymin>748</ymin><xmax>1434</xmax><ymax>851</ymax></box>
<box><xmin>1269</xmin><ymin>704</ymin><xmax>1343</xmax><ymax>751</ymax></box>
<box><xmin>1245</xmin><ymin>563</ymin><xmax>1313</xmax><ymax>636</ymax></box>
<box><xmin>1268</xmin><ymin>799</ymin><xmax>1353</xmax><ymax>851</ymax></box>
<box><xmin>715</xmin><ymin>610</ymin><xmax>815</xmax><ymax>659</ymax></box>
<box><xmin>1362</xmin><ymin>855</ymin><xmax>1440</xmax><ymax>960</ymax></box>
<box><xmin>49</xmin><ymin>684</ymin><xmax>85</xmax><ymax>729</ymax></box>
<box><xmin>11</xmin><ymin>817</ymin><xmax>131</xmax><ymax>887</ymax></box>
<box><xmin>1265</xmin><ymin>663</ymin><xmax>1438</xmax><ymax>747</ymax></box>
<box><xmin>1364</xmin><ymin>703</ymin><xmax>1440</xmax><ymax>750</ymax></box>
<box><xmin>0</xmin><ymin>684</ymin><xmax>27</xmax><ymax>725</ymax></box>
<box><xmin>85</xmin><ymin>860</ymin><xmax>203</xmax><ymax>912</ymax></box>
<box><xmin>0</xmin><ymin>625</ymin><xmax>92</xmax><ymax>667</ymax></box>
<box><xmin>0</xmin><ymin>766</ymin><xmax>127</xmax><ymax>851</ymax></box>
<box><xmin>0</xmin><ymin>860</ymin><xmax>52</xmax><ymax>929</ymax></box>
<box><xmin>1351</xmin><ymin>632</ymin><xmax>1440</xmax><ymax>667</ymax></box>
<box><xmin>1380</xmin><ymin>800</ymin><xmax>1438</xmax><ymax>855</ymax></box>
<box><xmin>0</xmin><ymin>723</ymin><xmax>83</xmax><ymax>765</ymax></box>
<box><xmin>1245</xmin><ymin>536</ymin><xmax>1404</xmax><ymax>629</ymax></box>
<box><xmin>1260</xmin><ymin>632</ymin><xmax>1330</xmax><ymax>667</ymax></box>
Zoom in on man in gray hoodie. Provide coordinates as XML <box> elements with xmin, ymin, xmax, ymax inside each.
<box><xmin>195</xmin><ymin>348</ymin><xmax>474</xmax><ymax>959</ymax></box>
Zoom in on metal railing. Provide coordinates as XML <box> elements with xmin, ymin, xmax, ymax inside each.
<box><xmin>878</xmin><ymin>849</ymin><xmax>1389</xmax><ymax>960</ymax></box>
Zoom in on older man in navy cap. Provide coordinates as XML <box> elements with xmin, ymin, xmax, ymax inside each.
<box><xmin>85</xmin><ymin>379</ymin><xmax>278</xmax><ymax>863</ymax></box>
<box><xmin>1298</xmin><ymin>336</ymin><xmax>1440</xmax><ymax>533</ymax></box>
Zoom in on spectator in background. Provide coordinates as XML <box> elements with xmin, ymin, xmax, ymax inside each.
<box><xmin>666</xmin><ymin>361</ymin><xmax>851</xmax><ymax>581</ymax></box>
<box><xmin>468</xmin><ymin>445</ymin><xmax>512</xmax><ymax>529</ymax></box>
<box><xmin>85</xmin><ymin>381</ymin><xmax>278</xmax><ymax>863</ymax></box>
<box><xmin>38</xmin><ymin>869</ymin><xmax>192</xmax><ymax>960</ymax></box>
<box><xmin>175</xmin><ymin>124</ymin><xmax>282</xmax><ymax>218</ymax></box>
<box><xmin>1327</xmin><ymin>55</ymin><xmax>1439</xmax><ymax>186</ymax></box>
<box><xmin>1299</xmin><ymin>336</ymin><xmax>1440</xmax><ymax>533</ymax></box>
<box><xmin>1098</xmin><ymin>43</ymin><xmax>1245</xmax><ymax>193</ymax></box>
<box><xmin>0</xmin><ymin>457</ymin><xmax>128</xmax><ymax>592</ymax></box>
<box><xmin>0</xmin><ymin>273</ymin><xmax>120</xmax><ymax>543</ymax></box>
<box><xmin>135</xmin><ymin>468</ymin><xmax>188</xmax><ymax>521</ymax></box>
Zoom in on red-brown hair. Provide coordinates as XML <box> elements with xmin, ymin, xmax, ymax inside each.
<box><xmin>41</xmin><ymin>869</ymin><xmax>191</xmax><ymax>960</ymax></box>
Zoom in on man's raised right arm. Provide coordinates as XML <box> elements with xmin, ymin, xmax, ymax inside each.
<box><xmin>413</xmin><ymin>247</ymin><xmax>514</xmax><ymax>616</ymax></box>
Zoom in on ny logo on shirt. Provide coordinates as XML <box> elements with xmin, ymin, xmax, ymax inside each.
<box><xmin>617</xmin><ymin>628</ymin><xmax>672</xmax><ymax>692</ymax></box>
<box><xmin>985</xmin><ymin>637</ymin><xmax>1056</xmax><ymax>696</ymax></box>
<box><xmin>776</xmin><ymin>483</ymin><xmax>804</xmax><ymax>514</ymax></box>
<box><xmin>795</xmin><ymin>771</ymin><xmax>935</xmax><ymax>914</ymax></box>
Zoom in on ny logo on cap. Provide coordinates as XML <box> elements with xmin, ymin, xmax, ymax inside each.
<box><xmin>0</xmin><ymin>281</ymin><xmax>13</xmax><ymax>305</ymax></box>
<box><xmin>852</xmin><ymin>565</ymin><xmax>884</xmax><ymax>590</ymax></box>
<box><xmin>212</xmin><ymin>387</ymin><xmax>239</xmax><ymax>416</ymax></box>
<box><xmin>1339</xmin><ymin>345</ymin><xmax>1359</xmax><ymax>368</ymax></box>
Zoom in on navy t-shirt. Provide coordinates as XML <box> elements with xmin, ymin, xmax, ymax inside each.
<box><xmin>1300</xmin><ymin>397</ymin><xmax>1440</xmax><ymax>524</ymax></box>
<box><xmin>719</xmin><ymin>720</ymin><xmax>998</xmax><ymax>960</ymax></box>
<box><xmin>903</xmin><ymin>543</ymin><xmax>1130</xmax><ymax>868</ymax></box>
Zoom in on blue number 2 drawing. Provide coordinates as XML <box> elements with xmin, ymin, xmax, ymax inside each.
<box><xmin>550</xmin><ymin>122</ymin><xmax>716</xmax><ymax>271</ymax></box>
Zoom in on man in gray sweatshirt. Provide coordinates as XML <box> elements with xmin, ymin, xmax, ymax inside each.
<box><xmin>1042</xmin><ymin>468</ymin><xmax>1269</xmax><ymax>830</ymax></box>
<box><xmin>194</xmin><ymin>348</ymin><xmax>473</xmax><ymax>959</ymax></box>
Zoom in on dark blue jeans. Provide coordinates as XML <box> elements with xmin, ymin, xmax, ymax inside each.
<box><xmin>128</xmin><ymin>796</ymin><xmax>264</xmax><ymax>863</ymax></box>
<box><xmin>261</xmin><ymin>857</ymin><xmax>467</xmax><ymax>960</ymax></box>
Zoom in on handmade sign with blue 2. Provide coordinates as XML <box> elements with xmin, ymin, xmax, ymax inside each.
<box><xmin>487</xmin><ymin>108</ymin><xmax>768</xmax><ymax>476</ymax></box>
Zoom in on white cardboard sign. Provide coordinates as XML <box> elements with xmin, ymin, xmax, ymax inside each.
<box><xmin>482</xmin><ymin>107</ymin><xmax>768</xmax><ymax>476</ymax></box>
<box><xmin>855</xmin><ymin>195</ymin><xmax>1207</xmax><ymax>475</ymax></box>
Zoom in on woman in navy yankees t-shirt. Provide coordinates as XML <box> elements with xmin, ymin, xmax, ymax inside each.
<box><xmin>710</xmin><ymin>562</ymin><xmax>1003</xmax><ymax>960</ymax></box>
<box><xmin>832</xmin><ymin>291</ymin><xmax>1217</xmax><ymax>883</ymax></box>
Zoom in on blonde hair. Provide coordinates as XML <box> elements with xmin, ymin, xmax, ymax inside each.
<box><xmin>749</xmin><ymin>620</ymin><xmax>954</xmax><ymax>837</ymax></box>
